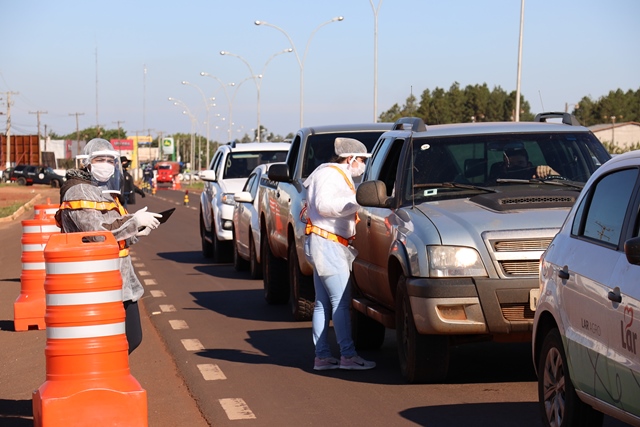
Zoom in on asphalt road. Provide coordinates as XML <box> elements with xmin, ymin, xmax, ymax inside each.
<box><xmin>0</xmin><ymin>185</ymin><xmax>631</xmax><ymax>426</ymax></box>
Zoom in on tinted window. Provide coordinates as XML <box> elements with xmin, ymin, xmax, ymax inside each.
<box><xmin>301</xmin><ymin>131</ymin><xmax>384</xmax><ymax>179</ymax></box>
<box><xmin>223</xmin><ymin>151</ymin><xmax>288</xmax><ymax>179</ymax></box>
<box><xmin>578</xmin><ymin>168</ymin><xmax>638</xmax><ymax>246</ymax></box>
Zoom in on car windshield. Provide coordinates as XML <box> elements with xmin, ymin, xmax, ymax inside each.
<box><xmin>223</xmin><ymin>151</ymin><xmax>288</xmax><ymax>179</ymax></box>
<box><xmin>301</xmin><ymin>131</ymin><xmax>384</xmax><ymax>179</ymax></box>
<box><xmin>403</xmin><ymin>132</ymin><xmax>611</xmax><ymax>203</ymax></box>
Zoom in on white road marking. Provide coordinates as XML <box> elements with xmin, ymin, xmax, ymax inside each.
<box><xmin>169</xmin><ymin>319</ymin><xmax>189</xmax><ymax>330</ymax></box>
<box><xmin>219</xmin><ymin>398</ymin><xmax>256</xmax><ymax>420</ymax></box>
<box><xmin>197</xmin><ymin>364</ymin><xmax>227</xmax><ymax>381</ymax></box>
<box><xmin>134</xmin><ymin>263</ymin><xmax>144</xmax><ymax>267</ymax></box>
<box><xmin>181</xmin><ymin>339</ymin><xmax>204</xmax><ymax>351</ymax></box>
<box><xmin>138</xmin><ymin>270</ymin><xmax>151</xmax><ymax>276</ymax></box>
<box><xmin>150</xmin><ymin>290</ymin><xmax>166</xmax><ymax>297</ymax></box>
<box><xmin>159</xmin><ymin>304</ymin><xmax>176</xmax><ymax>312</ymax></box>
<box><xmin>144</xmin><ymin>279</ymin><xmax>157</xmax><ymax>286</ymax></box>
<box><xmin>130</xmin><ymin>256</ymin><xmax>139</xmax><ymax>261</ymax></box>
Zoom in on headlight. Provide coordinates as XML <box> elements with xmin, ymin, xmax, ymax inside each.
<box><xmin>221</xmin><ymin>193</ymin><xmax>235</xmax><ymax>205</ymax></box>
<box><xmin>427</xmin><ymin>246</ymin><xmax>487</xmax><ymax>277</ymax></box>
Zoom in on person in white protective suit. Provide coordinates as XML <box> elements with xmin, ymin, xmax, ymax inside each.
<box><xmin>55</xmin><ymin>138</ymin><xmax>162</xmax><ymax>354</ymax></box>
<box><xmin>303</xmin><ymin>137</ymin><xmax>376</xmax><ymax>371</ymax></box>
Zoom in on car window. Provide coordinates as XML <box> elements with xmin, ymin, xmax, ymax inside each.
<box><xmin>224</xmin><ymin>151</ymin><xmax>288</xmax><ymax>179</ymax></box>
<box><xmin>572</xmin><ymin>168</ymin><xmax>639</xmax><ymax>246</ymax></box>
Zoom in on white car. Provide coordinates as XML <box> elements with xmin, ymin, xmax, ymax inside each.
<box><xmin>199</xmin><ymin>141</ymin><xmax>290</xmax><ymax>262</ymax></box>
<box><xmin>533</xmin><ymin>149</ymin><xmax>640</xmax><ymax>427</ymax></box>
<box><xmin>232</xmin><ymin>164</ymin><xmax>271</xmax><ymax>279</ymax></box>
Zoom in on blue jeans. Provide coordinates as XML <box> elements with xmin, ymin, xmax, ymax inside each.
<box><xmin>312</xmin><ymin>269</ymin><xmax>356</xmax><ymax>359</ymax></box>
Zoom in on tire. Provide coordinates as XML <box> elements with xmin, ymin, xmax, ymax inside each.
<box><xmin>352</xmin><ymin>309</ymin><xmax>386</xmax><ymax>350</ymax></box>
<box><xmin>232</xmin><ymin>228</ymin><xmax>249</xmax><ymax>271</ymax></box>
<box><xmin>249</xmin><ymin>236</ymin><xmax>262</xmax><ymax>280</ymax></box>
<box><xmin>537</xmin><ymin>328</ymin><xmax>603</xmax><ymax>427</ymax></box>
<box><xmin>211</xmin><ymin>221</ymin><xmax>231</xmax><ymax>263</ymax></box>
<box><xmin>17</xmin><ymin>177</ymin><xmax>27</xmax><ymax>186</ymax></box>
<box><xmin>261</xmin><ymin>234</ymin><xmax>289</xmax><ymax>305</ymax></box>
<box><xmin>396</xmin><ymin>275</ymin><xmax>449</xmax><ymax>383</ymax></box>
<box><xmin>50</xmin><ymin>179</ymin><xmax>61</xmax><ymax>188</ymax></box>
<box><xmin>200</xmin><ymin>211</ymin><xmax>213</xmax><ymax>258</ymax></box>
<box><xmin>288</xmin><ymin>243</ymin><xmax>314</xmax><ymax>321</ymax></box>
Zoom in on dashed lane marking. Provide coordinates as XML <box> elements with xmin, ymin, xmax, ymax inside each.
<box><xmin>181</xmin><ymin>338</ymin><xmax>204</xmax><ymax>351</ymax></box>
<box><xmin>144</xmin><ymin>279</ymin><xmax>157</xmax><ymax>286</ymax></box>
<box><xmin>138</xmin><ymin>270</ymin><xmax>151</xmax><ymax>276</ymax></box>
<box><xmin>159</xmin><ymin>304</ymin><xmax>176</xmax><ymax>312</ymax></box>
<box><xmin>219</xmin><ymin>398</ymin><xmax>256</xmax><ymax>420</ymax></box>
<box><xmin>197</xmin><ymin>364</ymin><xmax>227</xmax><ymax>381</ymax></box>
<box><xmin>134</xmin><ymin>263</ymin><xmax>145</xmax><ymax>268</ymax></box>
<box><xmin>169</xmin><ymin>319</ymin><xmax>189</xmax><ymax>330</ymax></box>
<box><xmin>150</xmin><ymin>290</ymin><xmax>166</xmax><ymax>297</ymax></box>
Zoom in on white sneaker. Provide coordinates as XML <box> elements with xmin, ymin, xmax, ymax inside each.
<box><xmin>314</xmin><ymin>356</ymin><xmax>340</xmax><ymax>371</ymax></box>
<box><xmin>339</xmin><ymin>355</ymin><xmax>376</xmax><ymax>370</ymax></box>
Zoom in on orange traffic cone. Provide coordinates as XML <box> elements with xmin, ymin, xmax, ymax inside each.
<box><xmin>32</xmin><ymin>231</ymin><xmax>147</xmax><ymax>427</ymax></box>
<box><xmin>13</xmin><ymin>214</ymin><xmax>60</xmax><ymax>331</ymax></box>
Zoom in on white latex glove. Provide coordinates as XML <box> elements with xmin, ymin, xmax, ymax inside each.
<box><xmin>136</xmin><ymin>227</ymin><xmax>152</xmax><ymax>237</ymax></box>
<box><xmin>133</xmin><ymin>206</ymin><xmax>161</xmax><ymax>230</ymax></box>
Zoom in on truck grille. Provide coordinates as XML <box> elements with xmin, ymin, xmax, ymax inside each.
<box><xmin>494</xmin><ymin>239</ymin><xmax>552</xmax><ymax>251</ymax></box>
<box><xmin>501</xmin><ymin>302</ymin><xmax>535</xmax><ymax>321</ymax></box>
<box><xmin>490</xmin><ymin>238</ymin><xmax>553</xmax><ymax>277</ymax></box>
<box><xmin>501</xmin><ymin>260</ymin><xmax>540</xmax><ymax>275</ymax></box>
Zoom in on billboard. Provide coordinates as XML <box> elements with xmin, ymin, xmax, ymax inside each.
<box><xmin>162</xmin><ymin>137</ymin><xmax>174</xmax><ymax>155</ymax></box>
<box><xmin>111</xmin><ymin>139</ymin><xmax>134</xmax><ymax>150</ymax></box>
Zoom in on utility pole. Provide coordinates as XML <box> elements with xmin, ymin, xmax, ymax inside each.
<box><xmin>3</xmin><ymin>91</ymin><xmax>19</xmax><ymax>168</ymax></box>
<box><xmin>69</xmin><ymin>112</ymin><xmax>84</xmax><ymax>157</ymax></box>
<box><xmin>147</xmin><ymin>129</ymin><xmax>155</xmax><ymax>162</ymax></box>
<box><xmin>30</xmin><ymin>110</ymin><xmax>48</xmax><ymax>164</ymax></box>
<box><xmin>112</xmin><ymin>120</ymin><xmax>125</xmax><ymax>153</ymax></box>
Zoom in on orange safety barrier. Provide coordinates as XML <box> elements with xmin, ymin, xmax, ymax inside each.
<box><xmin>33</xmin><ymin>231</ymin><xmax>147</xmax><ymax>427</ymax></box>
<box><xmin>34</xmin><ymin>198</ymin><xmax>59</xmax><ymax>219</ymax></box>
<box><xmin>13</xmin><ymin>214</ymin><xmax>60</xmax><ymax>331</ymax></box>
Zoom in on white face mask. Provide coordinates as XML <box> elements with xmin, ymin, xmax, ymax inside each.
<box><xmin>91</xmin><ymin>162</ymin><xmax>115</xmax><ymax>182</ymax></box>
<box><xmin>347</xmin><ymin>158</ymin><xmax>366</xmax><ymax>177</ymax></box>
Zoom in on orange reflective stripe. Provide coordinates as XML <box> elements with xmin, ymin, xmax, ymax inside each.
<box><xmin>113</xmin><ymin>196</ymin><xmax>128</xmax><ymax>215</ymax></box>
<box><xmin>328</xmin><ymin>165</ymin><xmax>355</xmax><ymax>192</ymax></box>
<box><xmin>59</xmin><ymin>200</ymin><xmax>120</xmax><ymax>211</ymax></box>
<box><xmin>305</xmin><ymin>222</ymin><xmax>350</xmax><ymax>247</ymax></box>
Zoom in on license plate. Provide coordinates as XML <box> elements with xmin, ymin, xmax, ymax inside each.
<box><xmin>529</xmin><ymin>288</ymin><xmax>540</xmax><ymax>311</ymax></box>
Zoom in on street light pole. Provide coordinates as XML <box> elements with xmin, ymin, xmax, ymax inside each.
<box><xmin>514</xmin><ymin>0</ymin><xmax>525</xmax><ymax>122</ymax></box>
<box><xmin>369</xmin><ymin>0</ymin><xmax>383</xmax><ymax>122</ymax></box>
<box><xmin>168</xmin><ymin>97</ymin><xmax>196</xmax><ymax>170</ymax></box>
<box><xmin>200</xmin><ymin>72</ymin><xmax>235</xmax><ymax>141</ymax></box>
<box><xmin>220</xmin><ymin>48</ymin><xmax>292</xmax><ymax>141</ymax></box>
<box><xmin>255</xmin><ymin>16</ymin><xmax>344</xmax><ymax>128</ymax></box>
<box><xmin>182</xmin><ymin>81</ymin><xmax>211</xmax><ymax>169</ymax></box>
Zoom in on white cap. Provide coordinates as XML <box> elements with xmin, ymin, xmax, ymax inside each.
<box><xmin>334</xmin><ymin>137</ymin><xmax>371</xmax><ymax>158</ymax></box>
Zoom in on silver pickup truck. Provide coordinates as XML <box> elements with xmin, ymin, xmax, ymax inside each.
<box><xmin>259</xmin><ymin>123</ymin><xmax>392</xmax><ymax>320</ymax></box>
<box><xmin>351</xmin><ymin>113</ymin><xmax>612</xmax><ymax>383</ymax></box>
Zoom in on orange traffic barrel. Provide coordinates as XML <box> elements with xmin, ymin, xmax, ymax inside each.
<box><xmin>34</xmin><ymin>198</ymin><xmax>59</xmax><ymax>219</ymax></box>
<box><xmin>13</xmin><ymin>216</ymin><xmax>60</xmax><ymax>331</ymax></box>
<box><xmin>32</xmin><ymin>231</ymin><xmax>147</xmax><ymax>427</ymax></box>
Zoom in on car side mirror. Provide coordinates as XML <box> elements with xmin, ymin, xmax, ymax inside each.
<box><xmin>268</xmin><ymin>163</ymin><xmax>290</xmax><ymax>182</ymax></box>
<box><xmin>199</xmin><ymin>169</ymin><xmax>216</xmax><ymax>182</ymax></box>
<box><xmin>234</xmin><ymin>191</ymin><xmax>253</xmax><ymax>203</ymax></box>
<box><xmin>624</xmin><ymin>236</ymin><xmax>640</xmax><ymax>265</ymax></box>
<box><xmin>356</xmin><ymin>180</ymin><xmax>391</xmax><ymax>208</ymax></box>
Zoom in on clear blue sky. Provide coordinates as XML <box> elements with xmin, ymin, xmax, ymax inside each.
<box><xmin>2</xmin><ymin>0</ymin><xmax>638</xmax><ymax>141</ymax></box>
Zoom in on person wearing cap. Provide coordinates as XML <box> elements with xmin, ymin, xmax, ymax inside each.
<box><xmin>55</xmin><ymin>138</ymin><xmax>162</xmax><ymax>354</ymax></box>
<box><xmin>302</xmin><ymin>137</ymin><xmax>376</xmax><ymax>371</ymax></box>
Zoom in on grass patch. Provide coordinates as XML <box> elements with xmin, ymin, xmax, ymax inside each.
<box><xmin>0</xmin><ymin>201</ymin><xmax>24</xmax><ymax>218</ymax></box>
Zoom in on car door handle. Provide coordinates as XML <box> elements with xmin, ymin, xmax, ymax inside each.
<box><xmin>608</xmin><ymin>286</ymin><xmax>622</xmax><ymax>303</ymax></box>
<box><xmin>558</xmin><ymin>267</ymin><xmax>570</xmax><ymax>280</ymax></box>
<box><xmin>367</xmin><ymin>216</ymin><xmax>371</xmax><ymax>226</ymax></box>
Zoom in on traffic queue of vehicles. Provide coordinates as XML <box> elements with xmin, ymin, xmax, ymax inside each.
<box><xmin>217</xmin><ymin>113</ymin><xmax>639</xmax><ymax>427</ymax></box>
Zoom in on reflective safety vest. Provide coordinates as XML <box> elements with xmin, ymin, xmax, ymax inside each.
<box><xmin>304</xmin><ymin>165</ymin><xmax>359</xmax><ymax>247</ymax></box>
<box><xmin>58</xmin><ymin>196</ymin><xmax>131</xmax><ymax>257</ymax></box>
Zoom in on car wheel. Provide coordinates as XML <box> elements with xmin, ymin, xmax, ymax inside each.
<box><xmin>288</xmin><ymin>243</ymin><xmax>314</xmax><ymax>321</ymax></box>
<box><xmin>211</xmin><ymin>221</ymin><xmax>228</xmax><ymax>263</ymax></box>
<box><xmin>261</xmin><ymin>233</ymin><xmax>288</xmax><ymax>305</ymax></box>
<box><xmin>200</xmin><ymin>211</ymin><xmax>213</xmax><ymax>258</ymax></box>
<box><xmin>538</xmin><ymin>328</ymin><xmax>603</xmax><ymax>427</ymax></box>
<box><xmin>17</xmin><ymin>177</ymin><xmax>27</xmax><ymax>186</ymax></box>
<box><xmin>249</xmin><ymin>235</ymin><xmax>262</xmax><ymax>280</ymax></box>
<box><xmin>50</xmin><ymin>179</ymin><xmax>60</xmax><ymax>188</ymax></box>
<box><xmin>396</xmin><ymin>275</ymin><xmax>449</xmax><ymax>383</ymax></box>
<box><xmin>232</xmin><ymin>228</ymin><xmax>249</xmax><ymax>271</ymax></box>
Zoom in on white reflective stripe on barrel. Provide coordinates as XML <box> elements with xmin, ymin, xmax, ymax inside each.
<box><xmin>46</xmin><ymin>258</ymin><xmax>119</xmax><ymax>275</ymax></box>
<box><xmin>22</xmin><ymin>243</ymin><xmax>47</xmax><ymax>252</ymax></box>
<box><xmin>46</xmin><ymin>321</ymin><xmax>126</xmax><ymax>339</ymax></box>
<box><xmin>47</xmin><ymin>289</ymin><xmax>123</xmax><ymax>306</ymax></box>
<box><xmin>22</xmin><ymin>262</ymin><xmax>46</xmax><ymax>270</ymax></box>
<box><xmin>23</xmin><ymin>225</ymin><xmax>60</xmax><ymax>233</ymax></box>
<box><xmin>35</xmin><ymin>208</ymin><xmax>58</xmax><ymax>215</ymax></box>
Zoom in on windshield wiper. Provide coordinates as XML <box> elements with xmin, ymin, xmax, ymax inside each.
<box><xmin>414</xmin><ymin>182</ymin><xmax>497</xmax><ymax>193</ymax></box>
<box><xmin>495</xmin><ymin>178</ymin><xmax>584</xmax><ymax>190</ymax></box>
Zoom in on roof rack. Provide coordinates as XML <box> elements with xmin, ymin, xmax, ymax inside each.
<box><xmin>534</xmin><ymin>112</ymin><xmax>581</xmax><ymax>126</ymax></box>
<box><xmin>226</xmin><ymin>140</ymin><xmax>237</xmax><ymax>148</ymax></box>
<box><xmin>393</xmin><ymin>117</ymin><xmax>427</xmax><ymax>132</ymax></box>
